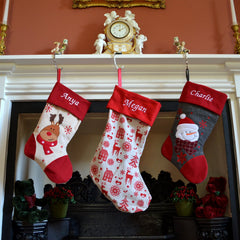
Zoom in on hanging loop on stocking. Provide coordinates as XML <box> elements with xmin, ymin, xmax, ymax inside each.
<box><xmin>57</xmin><ymin>68</ymin><xmax>61</xmax><ymax>83</ymax></box>
<box><xmin>113</xmin><ymin>53</ymin><xmax>124</xmax><ymax>88</ymax></box>
<box><xmin>184</xmin><ymin>52</ymin><xmax>190</xmax><ymax>82</ymax></box>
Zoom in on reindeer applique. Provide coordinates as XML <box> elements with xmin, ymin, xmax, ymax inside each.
<box><xmin>112</xmin><ymin>140</ymin><xmax>121</xmax><ymax>156</ymax></box>
<box><xmin>125</xmin><ymin>169</ymin><xmax>134</xmax><ymax>185</ymax></box>
<box><xmin>135</xmin><ymin>127</ymin><xmax>143</xmax><ymax>143</ymax></box>
<box><xmin>36</xmin><ymin>114</ymin><xmax>64</xmax><ymax>155</ymax></box>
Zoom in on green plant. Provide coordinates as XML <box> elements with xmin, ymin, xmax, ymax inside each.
<box><xmin>44</xmin><ymin>185</ymin><xmax>75</xmax><ymax>204</ymax></box>
<box><xmin>169</xmin><ymin>185</ymin><xmax>198</xmax><ymax>203</ymax></box>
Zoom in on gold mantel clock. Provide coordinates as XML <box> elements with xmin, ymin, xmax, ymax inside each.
<box><xmin>94</xmin><ymin>10</ymin><xmax>147</xmax><ymax>54</ymax></box>
<box><xmin>108</xmin><ymin>20</ymin><xmax>133</xmax><ymax>40</ymax></box>
<box><xmin>105</xmin><ymin>19</ymin><xmax>135</xmax><ymax>54</ymax></box>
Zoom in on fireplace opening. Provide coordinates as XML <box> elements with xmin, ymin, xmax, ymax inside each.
<box><xmin>2</xmin><ymin>100</ymin><xmax>239</xmax><ymax>239</ymax></box>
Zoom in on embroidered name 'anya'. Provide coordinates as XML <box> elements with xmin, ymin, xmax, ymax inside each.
<box><xmin>61</xmin><ymin>93</ymin><xmax>79</xmax><ymax>106</ymax></box>
<box><xmin>190</xmin><ymin>90</ymin><xmax>213</xmax><ymax>102</ymax></box>
<box><xmin>123</xmin><ymin>99</ymin><xmax>147</xmax><ymax>113</ymax></box>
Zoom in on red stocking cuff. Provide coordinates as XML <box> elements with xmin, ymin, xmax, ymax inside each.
<box><xmin>179</xmin><ymin>82</ymin><xmax>227</xmax><ymax>115</ymax></box>
<box><xmin>47</xmin><ymin>82</ymin><xmax>91</xmax><ymax>120</ymax></box>
<box><xmin>107</xmin><ymin>85</ymin><xmax>161</xmax><ymax>126</ymax></box>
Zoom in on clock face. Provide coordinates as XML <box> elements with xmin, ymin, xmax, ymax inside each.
<box><xmin>110</xmin><ymin>21</ymin><xmax>130</xmax><ymax>39</ymax></box>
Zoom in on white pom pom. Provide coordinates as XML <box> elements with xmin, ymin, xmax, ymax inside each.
<box><xmin>180</xmin><ymin>113</ymin><xmax>186</xmax><ymax>119</ymax></box>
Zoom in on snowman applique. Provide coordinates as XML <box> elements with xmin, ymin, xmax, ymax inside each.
<box><xmin>175</xmin><ymin>113</ymin><xmax>199</xmax><ymax>155</ymax></box>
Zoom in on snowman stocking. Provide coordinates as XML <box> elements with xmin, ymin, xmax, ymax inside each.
<box><xmin>24</xmin><ymin>76</ymin><xmax>91</xmax><ymax>183</ymax></box>
<box><xmin>161</xmin><ymin>81</ymin><xmax>227</xmax><ymax>184</ymax></box>
<box><xmin>90</xmin><ymin>85</ymin><xmax>161</xmax><ymax>213</ymax></box>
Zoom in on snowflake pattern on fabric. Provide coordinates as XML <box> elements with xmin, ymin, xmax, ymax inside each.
<box><xmin>177</xmin><ymin>152</ymin><xmax>187</xmax><ymax>164</ymax></box>
<box><xmin>45</xmin><ymin>103</ymin><xmax>53</xmax><ymax>113</ymax></box>
<box><xmin>199</xmin><ymin>120</ymin><xmax>207</xmax><ymax>129</ymax></box>
<box><xmin>64</xmin><ymin>126</ymin><xmax>72</xmax><ymax>135</ymax></box>
<box><xmin>90</xmin><ymin>109</ymin><xmax>152</xmax><ymax>213</ymax></box>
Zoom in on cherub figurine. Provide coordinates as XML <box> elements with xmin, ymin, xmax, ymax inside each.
<box><xmin>174</xmin><ymin>37</ymin><xmax>190</xmax><ymax>54</ymax></box>
<box><xmin>135</xmin><ymin>34</ymin><xmax>147</xmax><ymax>54</ymax></box>
<box><xmin>51</xmin><ymin>39</ymin><xmax>68</xmax><ymax>55</ymax></box>
<box><xmin>94</xmin><ymin>33</ymin><xmax>107</xmax><ymax>54</ymax></box>
<box><xmin>122</xmin><ymin>10</ymin><xmax>140</xmax><ymax>33</ymax></box>
<box><xmin>104</xmin><ymin>11</ymin><xmax>119</xmax><ymax>26</ymax></box>
<box><xmin>51</xmin><ymin>42</ymin><xmax>61</xmax><ymax>54</ymax></box>
<box><xmin>60</xmin><ymin>39</ymin><xmax>68</xmax><ymax>54</ymax></box>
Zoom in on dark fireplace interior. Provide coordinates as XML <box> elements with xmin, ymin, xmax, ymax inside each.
<box><xmin>64</xmin><ymin>170</ymin><xmax>176</xmax><ymax>239</ymax></box>
<box><xmin>2</xmin><ymin>100</ymin><xmax>240</xmax><ymax>240</ymax></box>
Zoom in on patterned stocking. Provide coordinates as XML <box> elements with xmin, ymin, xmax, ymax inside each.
<box><xmin>90</xmin><ymin>85</ymin><xmax>161</xmax><ymax>213</ymax></box>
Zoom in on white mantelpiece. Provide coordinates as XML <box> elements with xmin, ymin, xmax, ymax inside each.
<box><xmin>0</xmin><ymin>54</ymin><xmax>240</xmax><ymax>239</ymax></box>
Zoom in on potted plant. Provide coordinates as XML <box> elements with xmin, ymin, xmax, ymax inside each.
<box><xmin>12</xmin><ymin>179</ymin><xmax>49</xmax><ymax>239</ymax></box>
<box><xmin>169</xmin><ymin>184</ymin><xmax>198</xmax><ymax>217</ymax></box>
<box><xmin>44</xmin><ymin>185</ymin><xmax>75</xmax><ymax>219</ymax></box>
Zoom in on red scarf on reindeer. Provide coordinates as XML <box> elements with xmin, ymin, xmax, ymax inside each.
<box><xmin>37</xmin><ymin>134</ymin><xmax>58</xmax><ymax>155</ymax></box>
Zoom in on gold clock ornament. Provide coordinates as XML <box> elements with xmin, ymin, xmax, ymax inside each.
<box><xmin>93</xmin><ymin>10</ymin><xmax>147</xmax><ymax>54</ymax></box>
<box><xmin>108</xmin><ymin>20</ymin><xmax>132</xmax><ymax>40</ymax></box>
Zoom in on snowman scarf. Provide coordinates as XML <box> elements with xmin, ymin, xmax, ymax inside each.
<box><xmin>175</xmin><ymin>138</ymin><xmax>197</xmax><ymax>155</ymax></box>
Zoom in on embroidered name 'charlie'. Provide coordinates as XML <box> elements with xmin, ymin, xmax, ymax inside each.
<box><xmin>190</xmin><ymin>90</ymin><xmax>213</xmax><ymax>102</ymax></box>
<box><xmin>61</xmin><ymin>93</ymin><xmax>79</xmax><ymax>106</ymax></box>
<box><xmin>123</xmin><ymin>99</ymin><xmax>147</xmax><ymax>113</ymax></box>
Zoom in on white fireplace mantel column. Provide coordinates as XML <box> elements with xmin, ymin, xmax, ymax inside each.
<box><xmin>227</xmin><ymin>63</ymin><xmax>240</xmax><ymax>201</ymax></box>
<box><xmin>0</xmin><ymin>54</ymin><xmax>240</xmax><ymax>240</ymax></box>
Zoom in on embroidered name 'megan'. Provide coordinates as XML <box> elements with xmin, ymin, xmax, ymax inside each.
<box><xmin>61</xmin><ymin>93</ymin><xmax>79</xmax><ymax>106</ymax></box>
<box><xmin>123</xmin><ymin>99</ymin><xmax>147</xmax><ymax>113</ymax></box>
<box><xmin>190</xmin><ymin>90</ymin><xmax>213</xmax><ymax>102</ymax></box>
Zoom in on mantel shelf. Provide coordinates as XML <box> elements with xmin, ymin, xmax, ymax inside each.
<box><xmin>0</xmin><ymin>53</ymin><xmax>239</xmax><ymax>101</ymax></box>
<box><xmin>0</xmin><ymin>54</ymin><xmax>240</xmax><ymax>66</ymax></box>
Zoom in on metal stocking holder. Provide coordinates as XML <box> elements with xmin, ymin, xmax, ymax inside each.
<box><xmin>184</xmin><ymin>53</ymin><xmax>190</xmax><ymax>82</ymax></box>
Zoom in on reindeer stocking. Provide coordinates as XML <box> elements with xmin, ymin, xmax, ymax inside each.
<box><xmin>24</xmin><ymin>73</ymin><xmax>91</xmax><ymax>183</ymax></box>
<box><xmin>90</xmin><ymin>85</ymin><xmax>161</xmax><ymax>213</ymax></box>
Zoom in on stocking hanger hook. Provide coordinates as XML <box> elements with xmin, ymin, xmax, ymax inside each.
<box><xmin>184</xmin><ymin>52</ymin><xmax>190</xmax><ymax>82</ymax></box>
<box><xmin>113</xmin><ymin>52</ymin><xmax>124</xmax><ymax>70</ymax></box>
<box><xmin>113</xmin><ymin>52</ymin><xmax>124</xmax><ymax>87</ymax></box>
<box><xmin>52</xmin><ymin>54</ymin><xmax>63</xmax><ymax>71</ymax></box>
<box><xmin>52</xmin><ymin>54</ymin><xmax>63</xmax><ymax>82</ymax></box>
<box><xmin>173</xmin><ymin>36</ymin><xmax>190</xmax><ymax>82</ymax></box>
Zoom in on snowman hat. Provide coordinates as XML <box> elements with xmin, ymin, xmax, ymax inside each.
<box><xmin>177</xmin><ymin>113</ymin><xmax>199</xmax><ymax>130</ymax></box>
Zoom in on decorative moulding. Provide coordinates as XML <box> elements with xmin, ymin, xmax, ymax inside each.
<box><xmin>0</xmin><ymin>54</ymin><xmax>239</xmax><ymax>101</ymax></box>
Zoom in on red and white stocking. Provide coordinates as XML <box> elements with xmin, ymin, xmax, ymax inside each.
<box><xmin>161</xmin><ymin>81</ymin><xmax>227</xmax><ymax>184</ymax></box>
<box><xmin>24</xmin><ymin>76</ymin><xmax>91</xmax><ymax>183</ymax></box>
<box><xmin>90</xmin><ymin>85</ymin><xmax>161</xmax><ymax>213</ymax></box>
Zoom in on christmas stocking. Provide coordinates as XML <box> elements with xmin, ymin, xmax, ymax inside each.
<box><xmin>90</xmin><ymin>85</ymin><xmax>161</xmax><ymax>213</ymax></box>
<box><xmin>161</xmin><ymin>81</ymin><xmax>227</xmax><ymax>184</ymax></box>
<box><xmin>24</xmin><ymin>78</ymin><xmax>91</xmax><ymax>183</ymax></box>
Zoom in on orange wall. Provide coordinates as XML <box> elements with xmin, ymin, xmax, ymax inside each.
<box><xmin>0</xmin><ymin>0</ymin><xmax>239</xmax><ymax>54</ymax></box>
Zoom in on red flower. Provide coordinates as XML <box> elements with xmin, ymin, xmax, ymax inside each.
<box><xmin>44</xmin><ymin>185</ymin><xmax>75</xmax><ymax>204</ymax></box>
<box><xmin>169</xmin><ymin>186</ymin><xmax>198</xmax><ymax>203</ymax></box>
